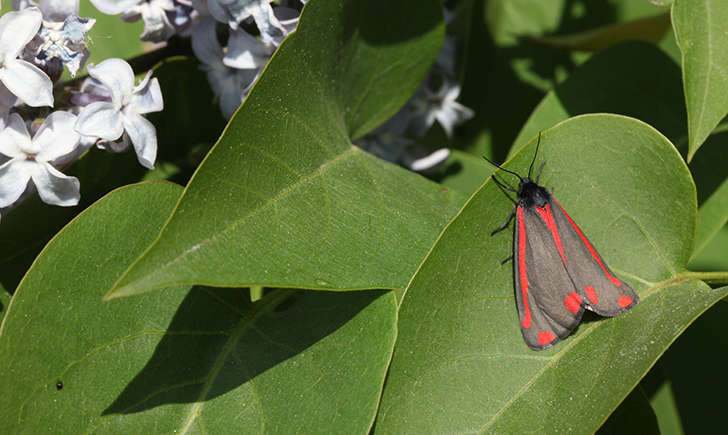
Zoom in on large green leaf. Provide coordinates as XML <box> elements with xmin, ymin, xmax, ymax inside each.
<box><xmin>0</xmin><ymin>183</ymin><xmax>397</xmax><ymax>432</ymax></box>
<box><xmin>672</xmin><ymin>0</ymin><xmax>728</xmax><ymax>160</ymax></box>
<box><xmin>0</xmin><ymin>59</ymin><xmax>223</xmax><ymax>294</ymax></box>
<box><xmin>376</xmin><ymin>114</ymin><xmax>728</xmax><ymax>432</ymax></box>
<box><xmin>107</xmin><ymin>0</ymin><xmax>463</xmax><ymax>298</ymax></box>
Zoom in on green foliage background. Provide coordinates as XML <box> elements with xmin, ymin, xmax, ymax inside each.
<box><xmin>2</xmin><ymin>0</ymin><xmax>728</xmax><ymax>432</ymax></box>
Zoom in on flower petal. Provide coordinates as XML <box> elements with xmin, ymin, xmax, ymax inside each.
<box><xmin>434</xmin><ymin>102</ymin><xmax>474</xmax><ymax>137</ymax></box>
<box><xmin>87</xmin><ymin>58</ymin><xmax>134</xmax><ymax>106</ymax></box>
<box><xmin>403</xmin><ymin>147</ymin><xmax>451</xmax><ymax>172</ymax></box>
<box><xmin>248</xmin><ymin>1</ymin><xmax>285</xmax><ymax>45</ymax></box>
<box><xmin>0</xmin><ymin>159</ymin><xmax>32</xmax><ymax>208</ymax></box>
<box><xmin>0</xmin><ymin>59</ymin><xmax>53</xmax><ymax>107</ymax></box>
<box><xmin>88</xmin><ymin>0</ymin><xmax>141</xmax><ymax>15</ymax></box>
<box><xmin>223</xmin><ymin>29</ymin><xmax>274</xmax><ymax>70</ymax></box>
<box><xmin>191</xmin><ymin>16</ymin><xmax>223</xmax><ymax>66</ymax></box>
<box><xmin>122</xmin><ymin>113</ymin><xmax>157</xmax><ymax>169</ymax></box>
<box><xmin>138</xmin><ymin>2</ymin><xmax>176</xmax><ymax>42</ymax></box>
<box><xmin>0</xmin><ymin>8</ymin><xmax>42</xmax><ymax>60</ymax></box>
<box><xmin>130</xmin><ymin>75</ymin><xmax>163</xmax><ymax>114</ymax></box>
<box><xmin>34</xmin><ymin>111</ymin><xmax>81</xmax><ymax>163</ymax></box>
<box><xmin>219</xmin><ymin>82</ymin><xmax>243</xmax><ymax>119</ymax></box>
<box><xmin>75</xmin><ymin>101</ymin><xmax>124</xmax><ymax>140</ymax></box>
<box><xmin>0</xmin><ymin>113</ymin><xmax>33</xmax><ymax>157</ymax></box>
<box><xmin>30</xmin><ymin>162</ymin><xmax>80</xmax><ymax>206</ymax></box>
<box><xmin>38</xmin><ymin>0</ymin><xmax>79</xmax><ymax>22</ymax></box>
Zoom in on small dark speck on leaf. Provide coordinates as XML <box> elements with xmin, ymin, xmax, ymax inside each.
<box><xmin>56</xmin><ymin>381</ymin><xmax>63</xmax><ymax>390</ymax></box>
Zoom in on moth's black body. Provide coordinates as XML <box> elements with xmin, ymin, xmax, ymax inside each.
<box><xmin>486</xmin><ymin>138</ymin><xmax>639</xmax><ymax>350</ymax></box>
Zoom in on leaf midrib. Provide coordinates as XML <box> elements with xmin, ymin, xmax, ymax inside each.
<box><xmin>178</xmin><ymin>289</ymin><xmax>294</xmax><ymax>434</ymax></box>
<box><xmin>112</xmin><ymin>146</ymin><xmax>361</xmax><ymax>295</ymax></box>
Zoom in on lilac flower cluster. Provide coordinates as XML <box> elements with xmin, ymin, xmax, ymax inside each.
<box><xmin>89</xmin><ymin>0</ymin><xmax>305</xmax><ymax>118</ymax></box>
<box><xmin>0</xmin><ymin>0</ymin><xmax>472</xmax><ymax>221</ymax></box>
<box><xmin>0</xmin><ymin>0</ymin><xmax>306</xmax><ymax>218</ymax></box>
<box><xmin>0</xmin><ymin>1</ymin><xmax>165</xmax><ymax>217</ymax></box>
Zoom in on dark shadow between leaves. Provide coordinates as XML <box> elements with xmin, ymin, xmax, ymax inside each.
<box><xmin>640</xmin><ymin>300</ymin><xmax>728</xmax><ymax>433</ymax></box>
<box><xmin>688</xmin><ymin>130</ymin><xmax>728</xmax><ymax>205</ymax></box>
<box><xmin>553</xmin><ymin>41</ymin><xmax>685</xmax><ymax>145</ymax></box>
<box><xmin>342</xmin><ymin>0</ymin><xmax>443</xmax><ymax>46</ymax></box>
<box><xmin>103</xmin><ymin>287</ymin><xmax>385</xmax><ymax>414</ymax></box>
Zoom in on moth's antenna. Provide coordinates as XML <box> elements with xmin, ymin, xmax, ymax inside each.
<box><xmin>490</xmin><ymin>175</ymin><xmax>518</xmax><ymax>204</ymax></box>
<box><xmin>482</xmin><ymin>155</ymin><xmax>524</xmax><ymax>182</ymax></box>
<box><xmin>527</xmin><ymin>132</ymin><xmax>542</xmax><ymax>179</ymax></box>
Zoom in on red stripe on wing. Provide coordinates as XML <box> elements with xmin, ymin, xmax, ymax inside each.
<box><xmin>517</xmin><ymin>207</ymin><xmax>532</xmax><ymax>329</ymax></box>
<box><xmin>553</xmin><ymin>199</ymin><xmax>622</xmax><ymax>287</ymax></box>
<box><xmin>535</xmin><ymin>204</ymin><xmax>567</xmax><ymax>265</ymax></box>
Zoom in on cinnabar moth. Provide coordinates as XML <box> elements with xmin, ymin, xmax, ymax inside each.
<box><xmin>486</xmin><ymin>136</ymin><xmax>639</xmax><ymax>350</ymax></box>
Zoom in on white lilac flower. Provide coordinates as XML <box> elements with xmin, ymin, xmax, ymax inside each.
<box><xmin>74</xmin><ymin>58</ymin><xmax>164</xmax><ymax>169</ymax></box>
<box><xmin>89</xmin><ymin>0</ymin><xmax>176</xmax><ymax>42</ymax></box>
<box><xmin>408</xmin><ymin>75</ymin><xmax>474</xmax><ymax>137</ymax></box>
<box><xmin>401</xmin><ymin>147</ymin><xmax>451</xmax><ymax>173</ymax></box>
<box><xmin>168</xmin><ymin>0</ymin><xmax>198</xmax><ymax>36</ymax></box>
<box><xmin>14</xmin><ymin>0</ymin><xmax>96</xmax><ymax>79</ymax></box>
<box><xmin>25</xmin><ymin>16</ymin><xmax>95</xmax><ymax>79</ymax></box>
<box><xmin>0</xmin><ymin>111</ymin><xmax>81</xmax><ymax>207</ymax></box>
<box><xmin>207</xmin><ymin>0</ymin><xmax>285</xmax><ymax>45</ymax></box>
<box><xmin>192</xmin><ymin>16</ymin><xmax>260</xmax><ymax>118</ymax></box>
<box><xmin>0</xmin><ymin>8</ymin><xmax>53</xmax><ymax>107</ymax></box>
<box><xmin>273</xmin><ymin>5</ymin><xmax>300</xmax><ymax>39</ymax></box>
<box><xmin>0</xmin><ymin>83</ymin><xmax>17</xmax><ymax>130</ymax></box>
<box><xmin>223</xmin><ymin>28</ymin><xmax>274</xmax><ymax>70</ymax></box>
<box><xmin>12</xmin><ymin>0</ymin><xmax>78</xmax><ymax>21</ymax></box>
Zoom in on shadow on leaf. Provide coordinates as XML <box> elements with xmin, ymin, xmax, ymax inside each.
<box><xmin>104</xmin><ymin>287</ymin><xmax>385</xmax><ymax>414</ymax></box>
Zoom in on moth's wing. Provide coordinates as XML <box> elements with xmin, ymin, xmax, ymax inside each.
<box><xmin>514</xmin><ymin>206</ymin><xmax>585</xmax><ymax>350</ymax></box>
<box><xmin>549</xmin><ymin>198</ymin><xmax>639</xmax><ymax>316</ymax></box>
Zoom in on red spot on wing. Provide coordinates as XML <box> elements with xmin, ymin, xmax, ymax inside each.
<box><xmin>518</xmin><ymin>207</ymin><xmax>532</xmax><ymax>329</ymax></box>
<box><xmin>553</xmin><ymin>200</ymin><xmax>622</xmax><ymax>287</ymax></box>
<box><xmin>535</xmin><ymin>204</ymin><xmax>567</xmax><ymax>265</ymax></box>
<box><xmin>585</xmin><ymin>286</ymin><xmax>598</xmax><ymax>305</ymax></box>
<box><xmin>564</xmin><ymin>291</ymin><xmax>582</xmax><ymax>314</ymax></box>
<box><xmin>618</xmin><ymin>295</ymin><xmax>634</xmax><ymax>308</ymax></box>
<box><xmin>538</xmin><ymin>331</ymin><xmax>556</xmax><ymax>346</ymax></box>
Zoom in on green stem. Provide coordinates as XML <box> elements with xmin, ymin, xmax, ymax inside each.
<box><xmin>680</xmin><ymin>271</ymin><xmax>728</xmax><ymax>285</ymax></box>
<box><xmin>250</xmin><ymin>285</ymin><xmax>264</xmax><ymax>302</ymax></box>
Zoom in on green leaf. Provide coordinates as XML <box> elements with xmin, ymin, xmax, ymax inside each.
<box><xmin>523</xmin><ymin>13</ymin><xmax>671</xmax><ymax>52</ymax></box>
<box><xmin>0</xmin><ymin>183</ymin><xmax>396</xmax><ymax>432</ymax></box>
<box><xmin>513</xmin><ymin>42</ymin><xmax>685</xmax><ymax>155</ymax></box>
<box><xmin>689</xmin><ymin>225</ymin><xmax>728</xmax><ymax>271</ymax></box>
<box><xmin>0</xmin><ymin>58</ymin><xmax>230</xmax><ymax>295</ymax></box>
<box><xmin>376</xmin><ymin>114</ymin><xmax>728</xmax><ymax>432</ymax></box>
<box><xmin>107</xmin><ymin>0</ymin><xmax>464</xmax><ymax>298</ymax></box>
<box><xmin>641</xmin><ymin>363</ymin><xmax>684</xmax><ymax>435</ymax></box>
<box><xmin>688</xmin><ymin>130</ymin><xmax>728</xmax><ymax>259</ymax></box>
<box><xmin>485</xmin><ymin>0</ymin><xmax>565</xmax><ymax>46</ymax></box>
<box><xmin>672</xmin><ymin>0</ymin><xmax>728</xmax><ymax>160</ymax></box>
<box><xmin>436</xmin><ymin>150</ymin><xmax>494</xmax><ymax>197</ymax></box>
